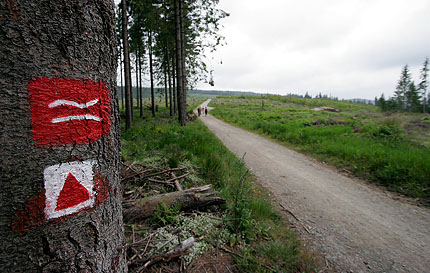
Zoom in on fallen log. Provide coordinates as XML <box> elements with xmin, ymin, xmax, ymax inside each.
<box><xmin>144</xmin><ymin>237</ymin><xmax>195</xmax><ymax>268</ymax></box>
<box><xmin>123</xmin><ymin>185</ymin><xmax>225</xmax><ymax>222</ymax></box>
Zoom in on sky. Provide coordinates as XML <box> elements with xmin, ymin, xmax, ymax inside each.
<box><xmin>194</xmin><ymin>0</ymin><xmax>430</xmax><ymax>100</ymax></box>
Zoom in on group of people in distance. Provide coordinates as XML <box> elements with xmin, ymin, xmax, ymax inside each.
<box><xmin>197</xmin><ymin>106</ymin><xmax>208</xmax><ymax>117</ymax></box>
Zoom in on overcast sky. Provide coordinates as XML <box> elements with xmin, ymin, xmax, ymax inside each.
<box><xmin>194</xmin><ymin>0</ymin><xmax>430</xmax><ymax>99</ymax></box>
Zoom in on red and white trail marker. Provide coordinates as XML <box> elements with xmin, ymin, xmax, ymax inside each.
<box><xmin>28</xmin><ymin>77</ymin><xmax>111</xmax><ymax>145</ymax></box>
<box><xmin>44</xmin><ymin>160</ymin><xmax>96</xmax><ymax>219</ymax></box>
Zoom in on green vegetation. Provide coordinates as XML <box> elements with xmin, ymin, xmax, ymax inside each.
<box><xmin>376</xmin><ymin>57</ymin><xmax>429</xmax><ymax>113</ymax></box>
<box><xmin>122</xmin><ymin>105</ymin><xmax>319</xmax><ymax>272</ymax></box>
<box><xmin>210</xmin><ymin>95</ymin><xmax>430</xmax><ymax>202</ymax></box>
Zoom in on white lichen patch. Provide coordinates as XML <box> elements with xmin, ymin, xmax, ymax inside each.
<box><xmin>145</xmin><ymin>213</ymin><xmax>232</xmax><ymax>264</ymax></box>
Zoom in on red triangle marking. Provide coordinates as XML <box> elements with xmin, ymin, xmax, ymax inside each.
<box><xmin>55</xmin><ymin>173</ymin><xmax>90</xmax><ymax>211</ymax></box>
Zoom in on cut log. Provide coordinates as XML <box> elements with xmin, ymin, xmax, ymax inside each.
<box><xmin>123</xmin><ymin>185</ymin><xmax>225</xmax><ymax>222</ymax></box>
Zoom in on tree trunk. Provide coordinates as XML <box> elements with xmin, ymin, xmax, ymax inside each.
<box><xmin>135</xmin><ymin>53</ymin><xmax>139</xmax><ymax>118</ymax></box>
<box><xmin>166</xmin><ymin>47</ymin><xmax>173</xmax><ymax>116</ymax></box>
<box><xmin>0</xmin><ymin>1</ymin><xmax>127</xmax><ymax>272</ymax></box>
<box><xmin>149</xmin><ymin>31</ymin><xmax>155</xmax><ymax>117</ymax></box>
<box><xmin>172</xmin><ymin>55</ymin><xmax>177</xmax><ymax>114</ymax></box>
<box><xmin>138</xmin><ymin>45</ymin><xmax>143</xmax><ymax>118</ymax></box>
<box><xmin>164</xmin><ymin>59</ymin><xmax>168</xmax><ymax>109</ymax></box>
<box><xmin>175</xmin><ymin>0</ymin><xmax>186</xmax><ymax>126</ymax></box>
<box><xmin>123</xmin><ymin>185</ymin><xmax>225</xmax><ymax>222</ymax></box>
<box><xmin>120</xmin><ymin>43</ymin><xmax>125</xmax><ymax>110</ymax></box>
<box><xmin>122</xmin><ymin>0</ymin><xmax>132</xmax><ymax>130</ymax></box>
<box><xmin>180</xmin><ymin>0</ymin><xmax>187</xmax><ymax>111</ymax></box>
<box><xmin>129</xmin><ymin>52</ymin><xmax>134</xmax><ymax>121</ymax></box>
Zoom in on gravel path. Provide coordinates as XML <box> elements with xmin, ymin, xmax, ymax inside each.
<box><xmin>199</xmin><ymin>99</ymin><xmax>430</xmax><ymax>273</ymax></box>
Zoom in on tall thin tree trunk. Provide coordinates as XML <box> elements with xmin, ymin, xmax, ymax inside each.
<box><xmin>166</xmin><ymin>47</ymin><xmax>173</xmax><ymax>116</ymax></box>
<box><xmin>149</xmin><ymin>31</ymin><xmax>155</xmax><ymax>117</ymax></box>
<box><xmin>164</xmin><ymin>60</ymin><xmax>168</xmax><ymax>109</ymax></box>
<box><xmin>129</xmin><ymin>54</ymin><xmax>134</xmax><ymax>121</ymax></box>
<box><xmin>120</xmin><ymin>43</ymin><xmax>125</xmax><ymax>110</ymax></box>
<box><xmin>122</xmin><ymin>0</ymin><xmax>132</xmax><ymax>129</ymax></box>
<box><xmin>180</xmin><ymin>0</ymin><xmax>187</xmax><ymax>110</ymax></box>
<box><xmin>0</xmin><ymin>1</ymin><xmax>126</xmax><ymax>271</ymax></box>
<box><xmin>138</xmin><ymin>45</ymin><xmax>143</xmax><ymax>118</ymax></box>
<box><xmin>172</xmin><ymin>55</ymin><xmax>177</xmax><ymax>114</ymax></box>
<box><xmin>135</xmin><ymin>54</ymin><xmax>139</xmax><ymax>118</ymax></box>
<box><xmin>175</xmin><ymin>0</ymin><xmax>186</xmax><ymax>125</ymax></box>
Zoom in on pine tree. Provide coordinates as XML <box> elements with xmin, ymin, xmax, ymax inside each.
<box><xmin>418</xmin><ymin>57</ymin><xmax>429</xmax><ymax>113</ymax></box>
<box><xmin>394</xmin><ymin>65</ymin><xmax>412</xmax><ymax>110</ymax></box>
<box><xmin>405</xmin><ymin>82</ymin><xmax>421</xmax><ymax>112</ymax></box>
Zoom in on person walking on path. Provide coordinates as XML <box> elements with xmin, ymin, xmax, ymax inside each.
<box><xmin>197</xmin><ymin>106</ymin><xmax>201</xmax><ymax>117</ymax></box>
<box><xmin>205</xmin><ymin>107</ymin><xmax>208</xmax><ymax>116</ymax></box>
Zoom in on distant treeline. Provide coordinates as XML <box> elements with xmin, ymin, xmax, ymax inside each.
<box><xmin>116</xmin><ymin>87</ymin><xmax>375</xmax><ymax>106</ymax></box>
<box><xmin>191</xmin><ymin>89</ymin><xmax>374</xmax><ymax>105</ymax></box>
<box><xmin>189</xmin><ymin>89</ymin><xmax>264</xmax><ymax>97</ymax></box>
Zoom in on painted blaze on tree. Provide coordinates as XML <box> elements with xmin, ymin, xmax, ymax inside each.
<box><xmin>28</xmin><ymin>77</ymin><xmax>112</xmax><ymax>145</ymax></box>
<box><xmin>0</xmin><ymin>0</ymin><xmax>127</xmax><ymax>272</ymax></box>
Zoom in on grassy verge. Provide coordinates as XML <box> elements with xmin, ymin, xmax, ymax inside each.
<box><xmin>121</xmin><ymin>105</ymin><xmax>320</xmax><ymax>272</ymax></box>
<box><xmin>210</xmin><ymin>95</ymin><xmax>430</xmax><ymax>202</ymax></box>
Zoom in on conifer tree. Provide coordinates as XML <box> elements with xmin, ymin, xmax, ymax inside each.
<box><xmin>394</xmin><ymin>65</ymin><xmax>412</xmax><ymax>110</ymax></box>
<box><xmin>419</xmin><ymin>57</ymin><xmax>429</xmax><ymax>113</ymax></box>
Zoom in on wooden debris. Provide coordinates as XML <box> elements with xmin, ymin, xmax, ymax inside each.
<box><xmin>171</xmin><ymin>172</ymin><xmax>183</xmax><ymax>191</ymax></box>
<box><xmin>123</xmin><ymin>185</ymin><xmax>226</xmax><ymax>222</ymax></box>
<box><xmin>141</xmin><ymin>237</ymin><xmax>195</xmax><ymax>269</ymax></box>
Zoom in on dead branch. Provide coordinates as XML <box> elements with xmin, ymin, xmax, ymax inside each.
<box><xmin>123</xmin><ymin>185</ymin><xmax>226</xmax><ymax>223</ymax></box>
<box><xmin>171</xmin><ymin>172</ymin><xmax>183</xmax><ymax>191</ymax></box>
<box><xmin>139</xmin><ymin>237</ymin><xmax>195</xmax><ymax>269</ymax></box>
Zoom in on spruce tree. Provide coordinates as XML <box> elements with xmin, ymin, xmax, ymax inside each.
<box><xmin>419</xmin><ymin>57</ymin><xmax>429</xmax><ymax>113</ymax></box>
<box><xmin>394</xmin><ymin>65</ymin><xmax>412</xmax><ymax>110</ymax></box>
<box><xmin>405</xmin><ymin>82</ymin><xmax>421</xmax><ymax>112</ymax></box>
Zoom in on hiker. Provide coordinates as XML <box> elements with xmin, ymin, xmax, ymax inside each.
<box><xmin>197</xmin><ymin>106</ymin><xmax>201</xmax><ymax>117</ymax></box>
<box><xmin>205</xmin><ymin>107</ymin><xmax>208</xmax><ymax>116</ymax></box>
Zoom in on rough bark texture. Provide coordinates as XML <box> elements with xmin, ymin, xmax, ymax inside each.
<box><xmin>0</xmin><ymin>1</ymin><xmax>127</xmax><ymax>272</ymax></box>
<box><xmin>123</xmin><ymin>185</ymin><xmax>226</xmax><ymax>223</ymax></box>
<box><xmin>175</xmin><ymin>0</ymin><xmax>186</xmax><ymax>126</ymax></box>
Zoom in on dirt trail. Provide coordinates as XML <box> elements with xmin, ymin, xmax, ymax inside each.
<box><xmin>199</xmin><ymin>99</ymin><xmax>430</xmax><ymax>273</ymax></box>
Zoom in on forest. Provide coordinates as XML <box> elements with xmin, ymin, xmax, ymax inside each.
<box><xmin>117</xmin><ymin>0</ymin><xmax>228</xmax><ymax>128</ymax></box>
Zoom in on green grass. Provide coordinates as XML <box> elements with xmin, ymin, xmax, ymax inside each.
<box><xmin>121</xmin><ymin>104</ymin><xmax>320</xmax><ymax>272</ymax></box>
<box><xmin>210</xmin><ymin>95</ymin><xmax>430</xmax><ymax>201</ymax></box>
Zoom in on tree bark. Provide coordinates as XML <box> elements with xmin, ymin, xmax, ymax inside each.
<box><xmin>0</xmin><ymin>1</ymin><xmax>127</xmax><ymax>272</ymax></box>
<box><xmin>122</xmin><ymin>0</ymin><xmax>132</xmax><ymax>130</ymax></box>
<box><xmin>172</xmin><ymin>55</ymin><xmax>177</xmax><ymax>114</ymax></box>
<box><xmin>149</xmin><ymin>31</ymin><xmax>155</xmax><ymax>117</ymax></box>
<box><xmin>135</xmin><ymin>53</ymin><xmax>139</xmax><ymax>118</ymax></box>
<box><xmin>164</xmin><ymin>59</ymin><xmax>169</xmax><ymax>109</ymax></box>
<box><xmin>166</xmin><ymin>47</ymin><xmax>173</xmax><ymax>116</ymax></box>
<box><xmin>180</xmin><ymin>0</ymin><xmax>187</xmax><ymax>111</ymax></box>
<box><xmin>138</xmin><ymin>45</ymin><xmax>143</xmax><ymax>118</ymax></box>
<box><xmin>175</xmin><ymin>0</ymin><xmax>186</xmax><ymax>126</ymax></box>
<box><xmin>120</xmin><ymin>43</ymin><xmax>125</xmax><ymax>110</ymax></box>
<box><xmin>123</xmin><ymin>185</ymin><xmax>225</xmax><ymax>222</ymax></box>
